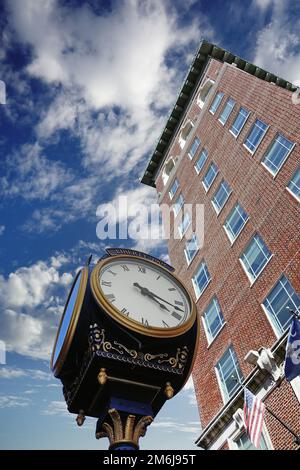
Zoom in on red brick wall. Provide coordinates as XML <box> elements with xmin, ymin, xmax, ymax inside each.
<box><xmin>265</xmin><ymin>381</ymin><xmax>300</xmax><ymax>450</ymax></box>
<box><xmin>156</xmin><ymin>57</ymin><xmax>300</xmax><ymax>436</ymax></box>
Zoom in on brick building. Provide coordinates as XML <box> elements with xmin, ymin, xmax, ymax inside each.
<box><xmin>141</xmin><ymin>41</ymin><xmax>300</xmax><ymax>450</ymax></box>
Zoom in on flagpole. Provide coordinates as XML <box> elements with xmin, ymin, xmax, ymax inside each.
<box><xmin>232</xmin><ymin>377</ymin><xmax>300</xmax><ymax>446</ymax></box>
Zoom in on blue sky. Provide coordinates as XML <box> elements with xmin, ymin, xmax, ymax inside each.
<box><xmin>0</xmin><ymin>0</ymin><xmax>299</xmax><ymax>451</ymax></box>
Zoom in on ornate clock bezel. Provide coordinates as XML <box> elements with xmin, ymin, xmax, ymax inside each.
<box><xmin>90</xmin><ymin>254</ymin><xmax>197</xmax><ymax>338</ymax></box>
<box><xmin>50</xmin><ymin>266</ymin><xmax>89</xmax><ymax>375</ymax></box>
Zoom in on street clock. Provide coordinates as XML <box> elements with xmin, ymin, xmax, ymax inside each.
<box><xmin>51</xmin><ymin>248</ymin><xmax>199</xmax><ymax>450</ymax></box>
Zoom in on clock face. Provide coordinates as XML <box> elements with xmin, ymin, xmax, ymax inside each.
<box><xmin>91</xmin><ymin>256</ymin><xmax>195</xmax><ymax>337</ymax></box>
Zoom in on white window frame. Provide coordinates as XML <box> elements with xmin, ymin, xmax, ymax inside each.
<box><xmin>261</xmin><ymin>275</ymin><xmax>300</xmax><ymax>338</ymax></box>
<box><xmin>223</xmin><ymin>203</ymin><xmax>249</xmax><ymax>244</ymax></box>
<box><xmin>202</xmin><ymin>162</ymin><xmax>219</xmax><ymax>192</ymax></box>
<box><xmin>202</xmin><ymin>297</ymin><xmax>226</xmax><ymax>345</ymax></box>
<box><xmin>228</xmin><ymin>424</ymin><xmax>273</xmax><ymax>450</ymax></box>
<box><xmin>188</xmin><ymin>136</ymin><xmax>201</xmax><ymax>160</ymax></box>
<box><xmin>286</xmin><ymin>166</ymin><xmax>300</xmax><ymax>202</ymax></box>
<box><xmin>229</xmin><ymin>107</ymin><xmax>250</xmax><ymax>138</ymax></box>
<box><xmin>168</xmin><ymin>178</ymin><xmax>179</xmax><ymax>200</ymax></box>
<box><xmin>261</xmin><ymin>134</ymin><xmax>295</xmax><ymax>177</ymax></box>
<box><xmin>209</xmin><ymin>91</ymin><xmax>224</xmax><ymax>115</ymax></box>
<box><xmin>194</xmin><ymin>148</ymin><xmax>208</xmax><ymax>175</ymax></box>
<box><xmin>178</xmin><ymin>120</ymin><xmax>194</xmax><ymax>149</ymax></box>
<box><xmin>215</xmin><ymin>346</ymin><xmax>243</xmax><ymax>404</ymax></box>
<box><xmin>192</xmin><ymin>261</ymin><xmax>211</xmax><ymax>300</ymax></box>
<box><xmin>184</xmin><ymin>234</ymin><xmax>199</xmax><ymax>266</ymax></box>
<box><xmin>218</xmin><ymin>98</ymin><xmax>236</xmax><ymax>126</ymax></box>
<box><xmin>211</xmin><ymin>180</ymin><xmax>232</xmax><ymax>215</ymax></box>
<box><xmin>243</xmin><ymin>119</ymin><xmax>269</xmax><ymax>155</ymax></box>
<box><xmin>178</xmin><ymin>212</ymin><xmax>191</xmax><ymax>239</ymax></box>
<box><xmin>173</xmin><ymin>193</ymin><xmax>184</xmax><ymax>217</ymax></box>
<box><xmin>239</xmin><ymin>234</ymin><xmax>273</xmax><ymax>285</ymax></box>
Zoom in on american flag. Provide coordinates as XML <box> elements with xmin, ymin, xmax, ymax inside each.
<box><xmin>243</xmin><ymin>387</ymin><xmax>265</xmax><ymax>448</ymax></box>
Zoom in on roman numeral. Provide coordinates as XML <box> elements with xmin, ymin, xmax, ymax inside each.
<box><xmin>138</xmin><ymin>266</ymin><xmax>146</xmax><ymax>273</ymax></box>
<box><xmin>171</xmin><ymin>311</ymin><xmax>182</xmax><ymax>321</ymax></box>
<box><xmin>106</xmin><ymin>294</ymin><xmax>116</xmax><ymax>302</ymax></box>
<box><xmin>121</xmin><ymin>308</ymin><xmax>130</xmax><ymax>316</ymax></box>
<box><xmin>121</xmin><ymin>265</ymin><xmax>129</xmax><ymax>271</ymax></box>
<box><xmin>107</xmin><ymin>270</ymin><xmax>117</xmax><ymax>276</ymax></box>
<box><xmin>168</xmin><ymin>288</ymin><xmax>176</xmax><ymax>291</ymax></box>
<box><xmin>174</xmin><ymin>300</ymin><xmax>184</xmax><ymax>306</ymax></box>
<box><xmin>101</xmin><ymin>281</ymin><xmax>112</xmax><ymax>287</ymax></box>
<box><xmin>142</xmin><ymin>317</ymin><xmax>149</xmax><ymax>326</ymax></box>
<box><xmin>162</xmin><ymin>320</ymin><xmax>169</xmax><ymax>328</ymax></box>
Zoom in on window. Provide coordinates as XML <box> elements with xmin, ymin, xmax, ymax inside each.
<box><xmin>235</xmin><ymin>432</ymin><xmax>267</xmax><ymax>450</ymax></box>
<box><xmin>173</xmin><ymin>193</ymin><xmax>184</xmax><ymax>216</ymax></box>
<box><xmin>202</xmin><ymin>162</ymin><xmax>218</xmax><ymax>192</ymax></box>
<box><xmin>179</xmin><ymin>120</ymin><xmax>194</xmax><ymax>149</ymax></box>
<box><xmin>203</xmin><ymin>297</ymin><xmax>225</xmax><ymax>343</ymax></box>
<box><xmin>216</xmin><ymin>346</ymin><xmax>243</xmax><ymax>402</ymax></box>
<box><xmin>188</xmin><ymin>137</ymin><xmax>201</xmax><ymax>159</ymax></box>
<box><xmin>230</xmin><ymin>107</ymin><xmax>250</xmax><ymax>137</ymax></box>
<box><xmin>244</xmin><ymin>119</ymin><xmax>268</xmax><ymax>154</ymax></box>
<box><xmin>287</xmin><ymin>166</ymin><xmax>300</xmax><ymax>201</ymax></box>
<box><xmin>197</xmin><ymin>79</ymin><xmax>215</xmax><ymax>108</ymax></box>
<box><xmin>184</xmin><ymin>234</ymin><xmax>199</xmax><ymax>265</ymax></box>
<box><xmin>224</xmin><ymin>203</ymin><xmax>249</xmax><ymax>243</ymax></box>
<box><xmin>194</xmin><ymin>148</ymin><xmax>208</xmax><ymax>174</ymax></box>
<box><xmin>262</xmin><ymin>275</ymin><xmax>300</xmax><ymax>335</ymax></box>
<box><xmin>178</xmin><ymin>212</ymin><xmax>191</xmax><ymax>239</ymax></box>
<box><xmin>218</xmin><ymin>98</ymin><xmax>236</xmax><ymax>125</ymax></box>
<box><xmin>162</xmin><ymin>157</ymin><xmax>175</xmax><ymax>185</ymax></box>
<box><xmin>240</xmin><ymin>234</ymin><xmax>272</xmax><ymax>283</ymax></box>
<box><xmin>209</xmin><ymin>91</ymin><xmax>224</xmax><ymax>114</ymax></box>
<box><xmin>262</xmin><ymin>134</ymin><xmax>294</xmax><ymax>176</ymax></box>
<box><xmin>169</xmin><ymin>178</ymin><xmax>179</xmax><ymax>200</ymax></box>
<box><xmin>192</xmin><ymin>261</ymin><xmax>211</xmax><ymax>299</ymax></box>
<box><xmin>212</xmin><ymin>180</ymin><xmax>232</xmax><ymax>214</ymax></box>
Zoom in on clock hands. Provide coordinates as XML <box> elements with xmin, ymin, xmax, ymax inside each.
<box><xmin>133</xmin><ymin>282</ymin><xmax>184</xmax><ymax>312</ymax></box>
<box><xmin>133</xmin><ymin>282</ymin><xmax>170</xmax><ymax>311</ymax></box>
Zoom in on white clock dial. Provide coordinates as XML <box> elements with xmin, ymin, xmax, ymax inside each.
<box><xmin>97</xmin><ymin>258</ymin><xmax>191</xmax><ymax>330</ymax></box>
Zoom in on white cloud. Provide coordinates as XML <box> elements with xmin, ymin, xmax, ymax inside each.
<box><xmin>253</xmin><ymin>1</ymin><xmax>300</xmax><ymax>83</ymax></box>
<box><xmin>0</xmin><ymin>395</ymin><xmax>31</xmax><ymax>408</ymax></box>
<box><xmin>0</xmin><ymin>367</ymin><xmax>52</xmax><ymax>380</ymax></box>
<box><xmin>0</xmin><ymin>254</ymin><xmax>72</xmax><ymax>359</ymax></box>
<box><xmin>42</xmin><ymin>400</ymin><xmax>69</xmax><ymax>416</ymax></box>
<box><xmin>151</xmin><ymin>418</ymin><xmax>201</xmax><ymax>434</ymax></box>
<box><xmin>0</xmin><ymin>225</ymin><xmax>5</xmax><ymax>236</ymax></box>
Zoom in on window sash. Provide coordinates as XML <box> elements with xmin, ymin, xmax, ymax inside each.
<box><xmin>204</xmin><ymin>297</ymin><xmax>225</xmax><ymax>341</ymax></box>
<box><xmin>262</xmin><ymin>134</ymin><xmax>294</xmax><ymax>175</ymax></box>
<box><xmin>287</xmin><ymin>166</ymin><xmax>300</xmax><ymax>200</ymax></box>
<box><xmin>219</xmin><ymin>98</ymin><xmax>235</xmax><ymax>125</ymax></box>
<box><xmin>240</xmin><ymin>235</ymin><xmax>272</xmax><ymax>282</ymax></box>
<box><xmin>210</xmin><ymin>92</ymin><xmax>224</xmax><ymax>114</ymax></box>
<box><xmin>192</xmin><ymin>262</ymin><xmax>211</xmax><ymax>298</ymax></box>
<box><xmin>173</xmin><ymin>194</ymin><xmax>184</xmax><ymax>216</ymax></box>
<box><xmin>184</xmin><ymin>234</ymin><xmax>199</xmax><ymax>264</ymax></box>
<box><xmin>169</xmin><ymin>179</ymin><xmax>179</xmax><ymax>200</ymax></box>
<box><xmin>263</xmin><ymin>276</ymin><xmax>300</xmax><ymax>334</ymax></box>
<box><xmin>224</xmin><ymin>203</ymin><xmax>248</xmax><ymax>242</ymax></box>
<box><xmin>178</xmin><ymin>212</ymin><xmax>191</xmax><ymax>238</ymax></box>
<box><xmin>217</xmin><ymin>347</ymin><xmax>243</xmax><ymax>400</ymax></box>
<box><xmin>194</xmin><ymin>149</ymin><xmax>208</xmax><ymax>174</ymax></box>
<box><xmin>212</xmin><ymin>180</ymin><xmax>232</xmax><ymax>214</ymax></box>
<box><xmin>244</xmin><ymin>119</ymin><xmax>268</xmax><ymax>153</ymax></box>
<box><xmin>188</xmin><ymin>137</ymin><xmax>201</xmax><ymax>159</ymax></box>
<box><xmin>203</xmin><ymin>163</ymin><xmax>218</xmax><ymax>191</ymax></box>
<box><xmin>230</xmin><ymin>107</ymin><xmax>250</xmax><ymax>137</ymax></box>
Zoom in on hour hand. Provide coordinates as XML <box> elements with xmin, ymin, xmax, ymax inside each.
<box><xmin>133</xmin><ymin>283</ymin><xmax>170</xmax><ymax>311</ymax></box>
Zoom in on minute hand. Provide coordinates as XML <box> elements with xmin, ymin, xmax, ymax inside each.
<box><xmin>133</xmin><ymin>283</ymin><xmax>184</xmax><ymax>312</ymax></box>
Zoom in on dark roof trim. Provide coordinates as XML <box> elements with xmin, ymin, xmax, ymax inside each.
<box><xmin>141</xmin><ymin>40</ymin><xmax>296</xmax><ymax>187</ymax></box>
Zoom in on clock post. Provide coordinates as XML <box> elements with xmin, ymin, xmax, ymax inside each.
<box><xmin>50</xmin><ymin>248</ymin><xmax>199</xmax><ymax>450</ymax></box>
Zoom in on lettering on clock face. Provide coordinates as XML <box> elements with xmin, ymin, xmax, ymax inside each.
<box><xmin>98</xmin><ymin>259</ymin><xmax>191</xmax><ymax>329</ymax></box>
